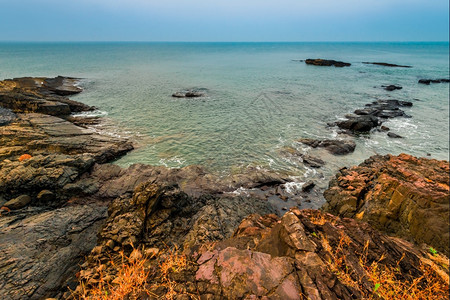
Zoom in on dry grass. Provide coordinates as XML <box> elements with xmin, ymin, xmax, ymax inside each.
<box><xmin>75</xmin><ymin>248</ymin><xmax>153</xmax><ymax>300</ymax></box>
<box><xmin>74</xmin><ymin>246</ymin><xmax>198</xmax><ymax>300</ymax></box>
<box><xmin>321</xmin><ymin>233</ymin><xmax>449</xmax><ymax>300</ymax></box>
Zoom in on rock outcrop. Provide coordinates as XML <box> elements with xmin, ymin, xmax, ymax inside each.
<box><xmin>323</xmin><ymin>153</ymin><xmax>450</xmax><ymax>257</ymax></box>
<box><xmin>0</xmin><ymin>76</ymin><xmax>92</xmax><ymax>116</ymax></box>
<box><xmin>329</xmin><ymin>99</ymin><xmax>413</xmax><ymax>133</ymax></box>
<box><xmin>76</xmin><ymin>205</ymin><xmax>449</xmax><ymax>299</ymax></box>
<box><xmin>305</xmin><ymin>59</ymin><xmax>351</xmax><ymax>67</ymax></box>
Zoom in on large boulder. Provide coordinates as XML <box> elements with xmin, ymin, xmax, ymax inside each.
<box><xmin>323</xmin><ymin>153</ymin><xmax>450</xmax><ymax>256</ymax></box>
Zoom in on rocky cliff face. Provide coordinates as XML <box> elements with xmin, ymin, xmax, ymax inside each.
<box><xmin>323</xmin><ymin>153</ymin><xmax>450</xmax><ymax>257</ymax></box>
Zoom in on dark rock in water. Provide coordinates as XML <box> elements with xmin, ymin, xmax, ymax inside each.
<box><xmin>323</xmin><ymin>153</ymin><xmax>450</xmax><ymax>257</ymax></box>
<box><xmin>0</xmin><ymin>107</ymin><xmax>17</xmax><ymax>126</ymax></box>
<box><xmin>301</xmin><ymin>154</ymin><xmax>325</xmax><ymax>168</ymax></box>
<box><xmin>362</xmin><ymin>62</ymin><xmax>412</xmax><ymax>68</ymax></box>
<box><xmin>418</xmin><ymin>78</ymin><xmax>450</xmax><ymax>85</ymax></box>
<box><xmin>3</xmin><ymin>194</ymin><xmax>31</xmax><ymax>210</ymax></box>
<box><xmin>333</xmin><ymin>115</ymin><xmax>380</xmax><ymax>132</ymax></box>
<box><xmin>380</xmin><ymin>125</ymin><xmax>390</xmax><ymax>131</ymax></box>
<box><xmin>298</xmin><ymin>138</ymin><xmax>356</xmax><ymax>155</ymax></box>
<box><xmin>382</xmin><ymin>84</ymin><xmax>402</xmax><ymax>91</ymax></box>
<box><xmin>387</xmin><ymin>132</ymin><xmax>403</xmax><ymax>138</ymax></box>
<box><xmin>301</xmin><ymin>180</ymin><xmax>315</xmax><ymax>192</ymax></box>
<box><xmin>305</xmin><ymin>58</ymin><xmax>351</xmax><ymax>67</ymax></box>
<box><xmin>172</xmin><ymin>89</ymin><xmax>206</xmax><ymax>98</ymax></box>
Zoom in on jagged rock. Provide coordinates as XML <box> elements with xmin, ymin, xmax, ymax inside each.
<box><xmin>0</xmin><ymin>204</ymin><xmax>107</xmax><ymax>299</ymax></box>
<box><xmin>305</xmin><ymin>59</ymin><xmax>351</xmax><ymax>67</ymax></box>
<box><xmin>298</xmin><ymin>138</ymin><xmax>356</xmax><ymax>155</ymax></box>
<box><xmin>323</xmin><ymin>153</ymin><xmax>450</xmax><ymax>256</ymax></box>
<box><xmin>363</xmin><ymin>62</ymin><xmax>412</xmax><ymax>68</ymax></box>
<box><xmin>0</xmin><ymin>154</ymin><xmax>95</xmax><ymax>201</ymax></box>
<box><xmin>3</xmin><ymin>194</ymin><xmax>31</xmax><ymax>210</ymax></box>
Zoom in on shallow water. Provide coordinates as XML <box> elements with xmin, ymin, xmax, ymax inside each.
<box><xmin>1</xmin><ymin>42</ymin><xmax>448</xmax><ymax>184</ymax></box>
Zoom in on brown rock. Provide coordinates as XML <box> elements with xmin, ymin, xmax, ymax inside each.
<box><xmin>323</xmin><ymin>153</ymin><xmax>450</xmax><ymax>256</ymax></box>
<box><xmin>4</xmin><ymin>194</ymin><xmax>31</xmax><ymax>210</ymax></box>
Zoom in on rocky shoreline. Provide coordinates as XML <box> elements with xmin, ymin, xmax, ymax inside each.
<box><xmin>0</xmin><ymin>77</ymin><xmax>449</xmax><ymax>299</ymax></box>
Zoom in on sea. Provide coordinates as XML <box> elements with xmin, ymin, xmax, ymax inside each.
<box><xmin>0</xmin><ymin>42</ymin><xmax>448</xmax><ymax>191</ymax></box>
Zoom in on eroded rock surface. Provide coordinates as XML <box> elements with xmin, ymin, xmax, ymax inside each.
<box><xmin>323</xmin><ymin>153</ymin><xmax>450</xmax><ymax>256</ymax></box>
<box><xmin>77</xmin><ymin>206</ymin><xmax>449</xmax><ymax>299</ymax></box>
<box><xmin>0</xmin><ymin>204</ymin><xmax>107</xmax><ymax>299</ymax></box>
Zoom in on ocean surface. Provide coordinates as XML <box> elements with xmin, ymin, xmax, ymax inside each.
<box><xmin>1</xmin><ymin>42</ymin><xmax>448</xmax><ymax>187</ymax></box>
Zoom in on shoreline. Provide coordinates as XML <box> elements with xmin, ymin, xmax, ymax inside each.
<box><xmin>0</xmin><ymin>76</ymin><xmax>448</xmax><ymax>299</ymax></box>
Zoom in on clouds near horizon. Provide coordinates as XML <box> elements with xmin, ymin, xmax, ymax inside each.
<box><xmin>0</xmin><ymin>0</ymin><xmax>448</xmax><ymax>41</ymax></box>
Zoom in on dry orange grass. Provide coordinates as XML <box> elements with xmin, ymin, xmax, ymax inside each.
<box><xmin>322</xmin><ymin>234</ymin><xmax>449</xmax><ymax>300</ymax></box>
<box><xmin>74</xmin><ymin>246</ymin><xmax>198</xmax><ymax>300</ymax></box>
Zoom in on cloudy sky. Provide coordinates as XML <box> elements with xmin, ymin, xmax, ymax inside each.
<box><xmin>0</xmin><ymin>0</ymin><xmax>448</xmax><ymax>41</ymax></box>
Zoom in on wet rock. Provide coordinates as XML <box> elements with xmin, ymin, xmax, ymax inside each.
<box><xmin>42</xmin><ymin>76</ymin><xmax>83</xmax><ymax>96</ymax></box>
<box><xmin>332</xmin><ymin>114</ymin><xmax>380</xmax><ymax>132</ymax></box>
<box><xmin>279</xmin><ymin>146</ymin><xmax>325</xmax><ymax>167</ymax></box>
<box><xmin>382</xmin><ymin>84</ymin><xmax>402</xmax><ymax>91</ymax></box>
<box><xmin>387</xmin><ymin>132</ymin><xmax>403</xmax><ymax>138</ymax></box>
<box><xmin>301</xmin><ymin>181</ymin><xmax>315</xmax><ymax>193</ymax></box>
<box><xmin>418</xmin><ymin>78</ymin><xmax>450</xmax><ymax>85</ymax></box>
<box><xmin>380</xmin><ymin>125</ymin><xmax>390</xmax><ymax>131</ymax></box>
<box><xmin>323</xmin><ymin>153</ymin><xmax>450</xmax><ymax>256</ymax></box>
<box><xmin>3</xmin><ymin>194</ymin><xmax>31</xmax><ymax>210</ymax></box>
<box><xmin>305</xmin><ymin>59</ymin><xmax>351</xmax><ymax>67</ymax></box>
<box><xmin>298</xmin><ymin>138</ymin><xmax>356</xmax><ymax>155</ymax></box>
<box><xmin>362</xmin><ymin>62</ymin><xmax>412</xmax><ymax>68</ymax></box>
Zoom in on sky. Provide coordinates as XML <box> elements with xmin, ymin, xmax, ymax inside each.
<box><xmin>0</xmin><ymin>0</ymin><xmax>448</xmax><ymax>42</ymax></box>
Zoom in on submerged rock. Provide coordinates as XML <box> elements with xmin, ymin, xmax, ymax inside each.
<box><xmin>363</xmin><ymin>62</ymin><xmax>412</xmax><ymax>68</ymax></box>
<box><xmin>172</xmin><ymin>89</ymin><xmax>206</xmax><ymax>98</ymax></box>
<box><xmin>382</xmin><ymin>84</ymin><xmax>403</xmax><ymax>91</ymax></box>
<box><xmin>387</xmin><ymin>132</ymin><xmax>403</xmax><ymax>138</ymax></box>
<box><xmin>298</xmin><ymin>138</ymin><xmax>356</xmax><ymax>155</ymax></box>
<box><xmin>323</xmin><ymin>153</ymin><xmax>450</xmax><ymax>256</ymax></box>
<box><xmin>418</xmin><ymin>78</ymin><xmax>450</xmax><ymax>85</ymax></box>
<box><xmin>305</xmin><ymin>59</ymin><xmax>351</xmax><ymax>67</ymax></box>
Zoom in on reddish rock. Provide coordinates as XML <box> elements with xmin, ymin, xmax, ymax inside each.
<box><xmin>323</xmin><ymin>153</ymin><xmax>450</xmax><ymax>256</ymax></box>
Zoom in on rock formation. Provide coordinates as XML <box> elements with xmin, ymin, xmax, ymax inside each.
<box><xmin>323</xmin><ymin>153</ymin><xmax>450</xmax><ymax>257</ymax></box>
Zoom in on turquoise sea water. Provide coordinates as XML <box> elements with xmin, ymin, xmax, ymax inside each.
<box><xmin>0</xmin><ymin>42</ymin><xmax>448</xmax><ymax>183</ymax></box>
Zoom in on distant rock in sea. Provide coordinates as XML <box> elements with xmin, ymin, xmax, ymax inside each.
<box><xmin>305</xmin><ymin>58</ymin><xmax>351</xmax><ymax>67</ymax></box>
<box><xmin>418</xmin><ymin>78</ymin><xmax>450</xmax><ymax>85</ymax></box>
<box><xmin>382</xmin><ymin>84</ymin><xmax>402</xmax><ymax>91</ymax></box>
<box><xmin>362</xmin><ymin>62</ymin><xmax>412</xmax><ymax>68</ymax></box>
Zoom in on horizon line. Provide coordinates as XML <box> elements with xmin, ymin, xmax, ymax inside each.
<box><xmin>0</xmin><ymin>40</ymin><xmax>449</xmax><ymax>43</ymax></box>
